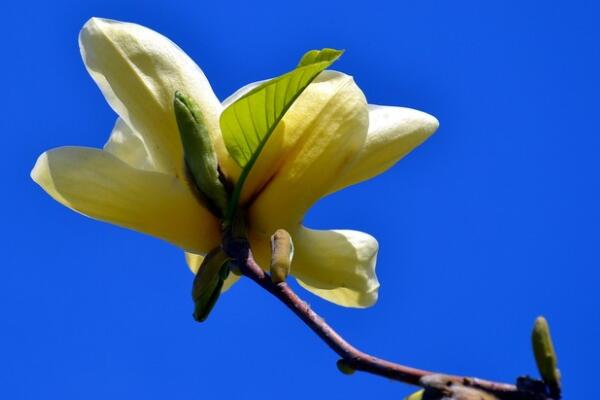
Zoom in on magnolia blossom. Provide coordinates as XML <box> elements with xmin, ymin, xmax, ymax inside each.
<box><xmin>31</xmin><ymin>18</ymin><xmax>438</xmax><ymax>308</ymax></box>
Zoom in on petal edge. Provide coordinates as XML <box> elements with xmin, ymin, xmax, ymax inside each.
<box><xmin>330</xmin><ymin>105</ymin><xmax>439</xmax><ymax>193</ymax></box>
<box><xmin>31</xmin><ymin>146</ymin><xmax>220</xmax><ymax>253</ymax></box>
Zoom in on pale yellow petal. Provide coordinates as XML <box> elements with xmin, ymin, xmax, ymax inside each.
<box><xmin>103</xmin><ymin>118</ymin><xmax>156</xmax><ymax>171</ymax></box>
<box><xmin>246</xmin><ymin>71</ymin><xmax>369</xmax><ymax>234</ymax></box>
<box><xmin>184</xmin><ymin>252</ymin><xmax>240</xmax><ymax>292</ymax></box>
<box><xmin>330</xmin><ymin>105</ymin><xmax>439</xmax><ymax>193</ymax></box>
<box><xmin>31</xmin><ymin>146</ymin><xmax>220</xmax><ymax>253</ymax></box>
<box><xmin>184</xmin><ymin>252</ymin><xmax>205</xmax><ymax>274</ymax></box>
<box><xmin>79</xmin><ymin>18</ymin><xmax>238</xmax><ymax>178</ymax></box>
<box><xmin>249</xmin><ymin>227</ymin><xmax>379</xmax><ymax>308</ymax></box>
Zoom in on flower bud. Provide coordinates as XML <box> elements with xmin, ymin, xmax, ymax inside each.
<box><xmin>270</xmin><ymin>229</ymin><xmax>294</xmax><ymax>283</ymax></box>
<box><xmin>174</xmin><ymin>91</ymin><xmax>228</xmax><ymax>217</ymax></box>
<box><xmin>192</xmin><ymin>247</ymin><xmax>231</xmax><ymax>322</ymax></box>
<box><xmin>531</xmin><ymin>316</ymin><xmax>561</xmax><ymax>394</ymax></box>
<box><xmin>336</xmin><ymin>359</ymin><xmax>355</xmax><ymax>375</ymax></box>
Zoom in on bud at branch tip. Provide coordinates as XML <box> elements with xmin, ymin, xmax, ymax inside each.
<box><xmin>531</xmin><ymin>316</ymin><xmax>561</xmax><ymax>394</ymax></box>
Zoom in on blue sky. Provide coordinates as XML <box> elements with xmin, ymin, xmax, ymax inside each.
<box><xmin>2</xmin><ymin>0</ymin><xmax>598</xmax><ymax>398</ymax></box>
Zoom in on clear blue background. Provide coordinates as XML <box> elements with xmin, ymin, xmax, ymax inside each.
<box><xmin>2</xmin><ymin>0</ymin><xmax>597</xmax><ymax>398</ymax></box>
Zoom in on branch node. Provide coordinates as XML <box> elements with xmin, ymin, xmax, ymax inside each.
<box><xmin>336</xmin><ymin>359</ymin><xmax>356</xmax><ymax>375</ymax></box>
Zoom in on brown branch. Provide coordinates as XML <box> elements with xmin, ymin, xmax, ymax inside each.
<box><xmin>222</xmin><ymin>237</ymin><xmax>558</xmax><ymax>400</ymax></box>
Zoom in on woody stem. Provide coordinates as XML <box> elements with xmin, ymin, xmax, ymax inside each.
<box><xmin>222</xmin><ymin>237</ymin><xmax>557</xmax><ymax>400</ymax></box>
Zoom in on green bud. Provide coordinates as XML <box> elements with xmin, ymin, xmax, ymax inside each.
<box><xmin>174</xmin><ymin>91</ymin><xmax>228</xmax><ymax>217</ymax></box>
<box><xmin>404</xmin><ymin>389</ymin><xmax>424</xmax><ymax>400</ymax></box>
<box><xmin>336</xmin><ymin>359</ymin><xmax>355</xmax><ymax>375</ymax></box>
<box><xmin>192</xmin><ymin>247</ymin><xmax>231</xmax><ymax>322</ymax></box>
<box><xmin>270</xmin><ymin>229</ymin><xmax>294</xmax><ymax>283</ymax></box>
<box><xmin>531</xmin><ymin>316</ymin><xmax>561</xmax><ymax>392</ymax></box>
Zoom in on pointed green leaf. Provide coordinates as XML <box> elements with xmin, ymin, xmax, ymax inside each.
<box><xmin>298</xmin><ymin>48</ymin><xmax>343</xmax><ymax>67</ymax></box>
<box><xmin>220</xmin><ymin>48</ymin><xmax>343</xmax><ymax>222</ymax></box>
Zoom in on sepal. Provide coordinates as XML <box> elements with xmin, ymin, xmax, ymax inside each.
<box><xmin>192</xmin><ymin>247</ymin><xmax>231</xmax><ymax>322</ymax></box>
<box><xmin>174</xmin><ymin>91</ymin><xmax>229</xmax><ymax>217</ymax></box>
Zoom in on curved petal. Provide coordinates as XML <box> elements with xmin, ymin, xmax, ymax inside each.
<box><xmin>246</xmin><ymin>71</ymin><xmax>369</xmax><ymax>233</ymax></box>
<box><xmin>103</xmin><ymin>118</ymin><xmax>156</xmax><ymax>171</ymax></box>
<box><xmin>184</xmin><ymin>252</ymin><xmax>240</xmax><ymax>292</ymax></box>
<box><xmin>330</xmin><ymin>105</ymin><xmax>439</xmax><ymax>193</ymax></box>
<box><xmin>249</xmin><ymin>227</ymin><xmax>379</xmax><ymax>308</ymax></box>
<box><xmin>184</xmin><ymin>252</ymin><xmax>205</xmax><ymax>274</ymax></box>
<box><xmin>31</xmin><ymin>146</ymin><xmax>220</xmax><ymax>253</ymax></box>
<box><xmin>79</xmin><ymin>18</ymin><xmax>238</xmax><ymax>178</ymax></box>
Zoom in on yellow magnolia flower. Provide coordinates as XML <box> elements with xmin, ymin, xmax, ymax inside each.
<box><xmin>31</xmin><ymin>18</ymin><xmax>438</xmax><ymax>308</ymax></box>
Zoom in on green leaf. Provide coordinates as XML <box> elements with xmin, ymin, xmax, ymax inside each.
<box><xmin>297</xmin><ymin>48</ymin><xmax>343</xmax><ymax>67</ymax></box>
<box><xmin>220</xmin><ymin>48</ymin><xmax>343</xmax><ymax>222</ymax></box>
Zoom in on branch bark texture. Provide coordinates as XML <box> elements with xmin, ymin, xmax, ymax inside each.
<box><xmin>222</xmin><ymin>237</ymin><xmax>558</xmax><ymax>400</ymax></box>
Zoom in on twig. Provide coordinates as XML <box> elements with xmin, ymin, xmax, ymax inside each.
<box><xmin>223</xmin><ymin>237</ymin><xmax>557</xmax><ymax>400</ymax></box>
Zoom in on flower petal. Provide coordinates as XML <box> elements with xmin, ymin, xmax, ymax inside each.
<box><xmin>184</xmin><ymin>252</ymin><xmax>240</xmax><ymax>292</ymax></box>
<box><xmin>103</xmin><ymin>118</ymin><xmax>156</xmax><ymax>171</ymax></box>
<box><xmin>247</xmin><ymin>71</ymin><xmax>369</xmax><ymax>233</ymax></box>
<box><xmin>79</xmin><ymin>18</ymin><xmax>237</xmax><ymax>178</ymax></box>
<box><xmin>31</xmin><ymin>146</ymin><xmax>220</xmax><ymax>253</ymax></box>
<box><xmin>250</xmin><ymin>227</ymin><xmax>379</xmax><ymax>308</ymax></box>
<box><xmin>330</xmin><ymin>105</ymin><xmax>439</xmax><ymax>193</ymax></box>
